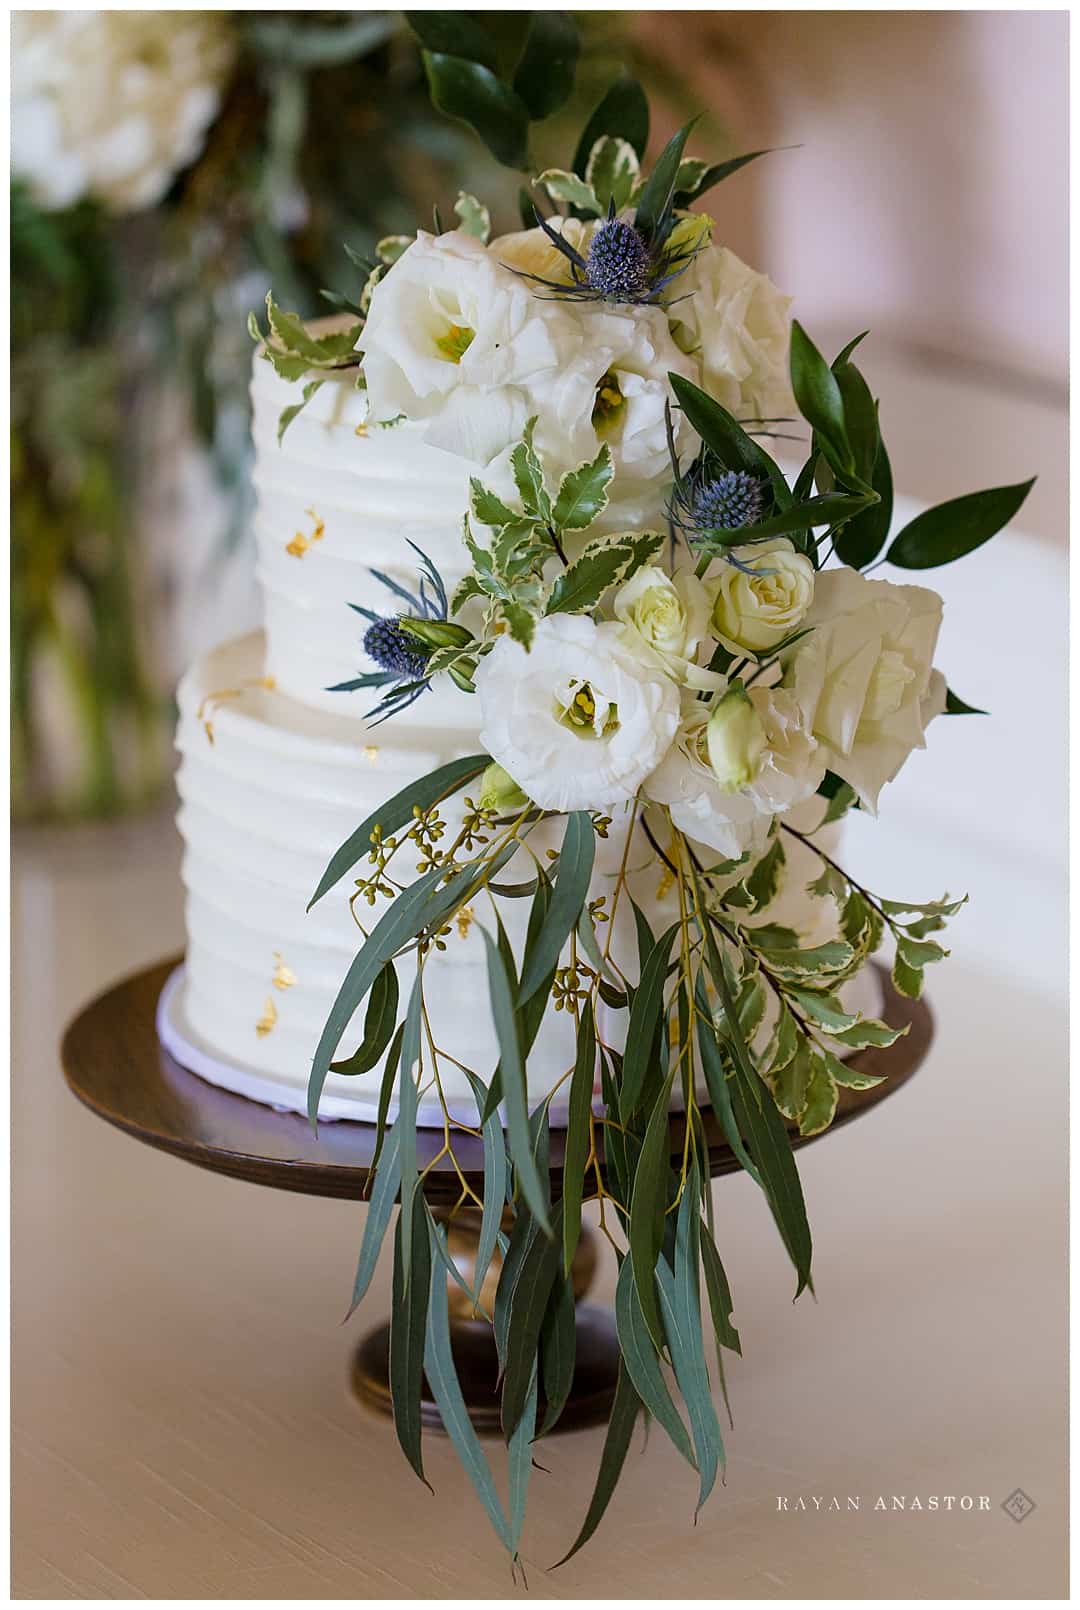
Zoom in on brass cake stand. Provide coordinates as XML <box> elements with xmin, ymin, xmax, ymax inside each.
<box><xmin>61</xmin><ymin>957</ymin><xmax>931</xmax><ymax>1434</ymax></box>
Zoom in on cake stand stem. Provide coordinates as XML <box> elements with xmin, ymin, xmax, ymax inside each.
<box><xmin>350</xmin><ymin>1207</ymin><xmax>619</xmax><ymax>1436</ymax></box>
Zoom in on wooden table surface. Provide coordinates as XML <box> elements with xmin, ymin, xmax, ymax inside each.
<box><xmin>13</xmin><ymin>355</ymin><xmax>1067</xmax><ymax>1598</ymax></box>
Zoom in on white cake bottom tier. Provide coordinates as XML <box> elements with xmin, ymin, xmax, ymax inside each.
<box><xmin>175</xmin><ymin>632</ymin><xmax>873</xmax><ymax>1121</ymax></box>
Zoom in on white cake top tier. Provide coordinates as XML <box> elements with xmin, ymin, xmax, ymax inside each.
<box><xmin>250</xmin><ymin>341</ymin><xmax>477</xmax><ymax>722</ymax></box>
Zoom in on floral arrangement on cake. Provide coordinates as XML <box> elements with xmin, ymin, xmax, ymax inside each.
<box><xmin>254</xmin><ymin>16</ymin><xmax>1032</xmax><ymax>1569</ymax></box>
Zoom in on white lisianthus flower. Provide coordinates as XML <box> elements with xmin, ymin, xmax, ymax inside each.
<box><xmin>709</xmin><ymin>538</ymin><xmax>816</xmax><ymax>654</ymax></box>
<box><xmin>490</xmin><ymin>219</ymin><xmax>596</xmax><ymax>285</ymax></box>
<box><xmin>518</xmin><ymin>304</ymin><xmax>697</xmax><ymax>529</ymax></box>
<box><xmin>475</xmin><ymin>615</ymin><xmax>680</xmax><ymax>813</ymax></box>
<box><xmin>784</xmin><ymin>568</ymin><xmax>947</xmax><ymax>811</ymax></box>
<box><xmin>613</xmin><ymin>565</ymin><xmax>716</xmax><ymax>687</ymax></box>
<box><xmin>11</xmin><ymin>11</ymin><xmax>235</xmax><ymax>214</ymax></box>
<box><xmin>675</xmin><ymin>240</ymin><xmax>795</xmax><ymax>423</ymax></box>
<box><xmin>362</xmin><ymin>230</ymin><xmax>570</xmax><ymax>465</ymax></box>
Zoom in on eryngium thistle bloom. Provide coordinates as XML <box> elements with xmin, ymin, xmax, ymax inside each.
<box><xmin>585</xmin><ymin>218</ymin><xmax>652</xmax><ymax>301</ymax></box>
<box><xmin>693</xmin><ymin>470</ymin><xmax>767</xmax><ymax>533</ymax></box>
<box><xmin>362</xmin><ymin>616</ymin><xmax>430</xmax><ymax>681</ymax></box>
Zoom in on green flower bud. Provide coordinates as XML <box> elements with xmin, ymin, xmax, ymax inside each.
<box><xmin>478</xmin><ymin>762</ymin><xmax>529</xmax><ymax>814</ymax></box>
<box><xmin>705</xmin><ymin>682</ymin><xmax>767</xmax><ymax>792</ymax></box>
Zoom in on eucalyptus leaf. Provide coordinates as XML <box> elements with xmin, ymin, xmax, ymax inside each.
<box><xmin>389</xmin><ymin>1189</ymin><xmax>431</xmax><ymax>1488</ymax></box>
<box><xmin>347</xmin><ymin>1124</ymin><xmax>401</xmax><ymax>1319</ymax></box>
<box><xmin>330</xmin><ymin>960</ymin><xmax>399</xmax><ymax>1074</ymax></box>
<box><xmin>539</xmin><ymin>1273</ymin><xmax>577</xmax><ymax>1434</ymax></box>
<box><xmin>628</xmin><ymin>1070</ymin><xmax>678</xmax><ymax>1353</ymax></box>
<box><xmin>481</xmin><ymin>928</ymin><xmax>551</xmax><ymax>1233</ymax></box>
<box><xmin>308</xmin><ymin>753</ymin><xmax>488</xmax><ymax>910</ymax></box>
<box><xmin>424</xmin><ymin>1220</ymin><xmax>513</xmax><ymax>1552</ymax></box>
<box><xmin>634</xmin><ymin>117</ymin><xmax>696</xmax><ymax>242</ymax></box>
<box><xmin>501</xmin><ymin>1202</ymin><xmax>562</xmax><ymax>1437</ymax></box>
<box><xmin>658</xmin><ymin>1191</ymin><xmax>723</xmax><ymax>1511</ymax></box>
<box><xmin>552</xmin><ymin>1362</ymin><xmax>640</xmax><ymax>1567</ymax></box>
<box><xmin>563</xmin><ymin>1002</ymin><xmax>596</xmax><ymax>1274</ymax></box>
<box><xmin>463</xmin><ymin>1069</ymin><xmax>507</xmax><ymax>1306</ymax></box>
<box><xmin>518</xmin><ymin>812</ymin><xmax>595</xmax><ymax>1003</ymax></box>
<box><xmin>614</xmin><ymin>1255</ymin><xmax>696</xmax><ymax>1469</ymax></box>
<box><xmin>620</xmin><ymin>921</ymin><xmax>678</xmax><ymax>1119</ymax></box>
<box><xmin>507</xmin><ymin>1363</ymin><xmax>538</xmax><ymax>1560</ymax></box>
<box><xmin>944</xmin><ymin>687</ymin><xmax>987</xmax><ymax>715</ymax></box>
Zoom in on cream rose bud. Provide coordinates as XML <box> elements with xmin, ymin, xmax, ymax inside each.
<box><xmin>674</xmin><ymin>240</ymin><xmax>796</xmax><ymax>421</ymax></box>
<box><xmin>643</xmin><ymin>695</ymin><xmax>774</xmax><ymax>860</ymax></box>
<box><xmin>706</xmin><ymin>683</ymin><xmax>767</xmax><ymax>792</ymax></box>
<box><xmin>361</xmin><ymin>229</ymin><xmax>569</xmax><ymax>464</ymax></box>
<box><xmin>784</xmin><ymin>567</ymin><xmax>947</xmax><ymax>812</ymax></box>
<box><xmin>613</xmin><ymin>566</ymin><xmax>712</xmax><ymax>684</ymax></box>
<box><xmin>475</xmin><ymin>615</ymin><xmax>679</xmax><ymax>814</ymax></box>
<box><xmin>478</xmin><ymin>762</ymin><xmax>529</xmax><ymax>814</ymax></box>
<box><xmin>709</xmin><ymin>539</ymin><xmax>816</xmax><ymax>655</ymax></box>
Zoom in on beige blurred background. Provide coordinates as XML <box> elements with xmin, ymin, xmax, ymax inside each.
<box><xmin>13</xmin><ymin>9</ymin><xmax>1068</xmax><ymax>1599</ymax></box>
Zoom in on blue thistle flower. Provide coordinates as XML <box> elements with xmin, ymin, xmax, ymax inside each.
<box><xmin>330</xmin><ymin>542</ymin><xmax>451</xmax><ymax>723</ymax></box>
<box><xmin>692</xmin><ymin>471</ymin><xmax>767</xmax><ymax>534</ymax></box>
<box><xmin>362</xmin><ymin>616</ymin><xmax>430</xmax><ymax>680</ymax></box>
<box><xmin>585</xmin><ymin>219</ymin><xmax>652</xmax><ymax>301</ymax></box>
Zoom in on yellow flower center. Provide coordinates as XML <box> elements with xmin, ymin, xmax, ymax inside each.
<box><xmin>434</xmin><ymin>322</ymin><xmax>476</xmax><ymax>363</ymax></box>
<box><xmin>591</xmin><ymin>370</ymin><xmax>626</xmax><ymax>436</ymax></box>
<box><xmin>557</xmin><ymin>681</ymin><xmax>619</xmax><ymax>737</ymax></box>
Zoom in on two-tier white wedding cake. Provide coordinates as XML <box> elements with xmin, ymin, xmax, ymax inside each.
<box><xmin>169</xmin><ymin>348</ymin><xmax>853</xmax><ymax>1122</ymax></box>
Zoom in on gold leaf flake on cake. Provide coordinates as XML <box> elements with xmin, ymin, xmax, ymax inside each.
<box><xmin>255</xmin><ymin>996</ymin><xmax>278</xmax><ymax>1037</ymax></box>
<box><xmin>354</xmin><ymin>422</ymin><xmax>369</xmax><ymax>438</ymax></box>
<box><xmin>272</xmin><ymin>952</ymin><xmax>297</xmax><ymax>991</ymax></box>
<box><xmin>196</xmin><ymin>678</ymin><xmax>277</xmax><ymax>744</ymax></box>
<box><xmin>286</xmin><ymin>508</ymin><xmax>326</xmax><ymax>558</ymax></box>
<box><xmin>363</xmin><ymin>745</ymin><xmax>379</xmax><ymax>764</ymax></box>
<box><xmin>456</xmin><ymin>905</ymin><xmax>475</xmax><ymax>939</ymax></box>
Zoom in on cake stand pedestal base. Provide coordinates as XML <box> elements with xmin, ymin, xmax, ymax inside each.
<box><xmin>352</xmin><ymin>1308</ymin><xmax>619</xmax><ymax>1435</ymax></box>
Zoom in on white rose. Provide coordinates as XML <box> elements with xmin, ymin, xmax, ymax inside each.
<box><xmin>612</xmin><ymin>565</ymin><xmax>715</xmax><ymax>686</ymax></box>
<box><xmin>784</xmin><ymin>568</ymin><xmax>947</xmax><ymax>811</ymax></box>
<box><xmin>520</xmin><ymin>303</ymin><xmax>697</xmax><ymax>529</ymax></box>
<box><xmin>709</xmin><ymin>538</ymin><xmax>816</xmax><ymax>654</ymax></box>
<box><xmin>490</xmin><ymin>220</ymin><xmax>596</xmax><ymax>285</ymax></box>
<box><xmin>11</xmin><ymin>10</ymin><xmax>235</xmax><ymax>213</ymax></box>
<box><xmin>644</xmin><ymin>694</ymin><xmax>775</xmax><ymax>860</ymax></box>
<box><xmin>744</xmin><ymin>686</ymin><xmax>825</xmax><ymax>814</ymax></box>
<box><xmin>361</xmin><ymin>230</ymin><xmax>570</xmax><ymax>465</ymax></box>
<box><xmin>676</xmin><ymin>241</ymin><xmax>795</xmax><ymax>423</ymax></box>
<box><xmin>475</xmin><ymin>615</ymin><xmax>680</xmax><ymax>813</ymax></box>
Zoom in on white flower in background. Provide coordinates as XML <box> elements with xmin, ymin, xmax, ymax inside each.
<box><xmin>783</xmin><ymin>568</ymin><xmax>947</xmax><ymax>811</ymax></box>
<box><xmin>490</xmin><ymin>219</ymin><xmax>596</xmax><ymax>285</ymax></box>
<box><xmin>644</xmin><ymin>693</ymin><xmax>774</xmax><ymax>860</ymax></box>
<box><xmin>708</xmin><ymin>538</ymin><xmax>816</xmax><ymax>655</ymax></box>
<box><xmin>11</xmin><ymin>11</ymin><xmax>235</xmax><ymax>214</ymax></box>
<box><xmin>521</xmin><ymin>303</ymin><xmax>696</xmax><ymax>527</ymax></box>
<box><xmin>612</xmin><ymin>565</ymin><xmax>715</xmax><ymax>687</ymax></box>
<box><xmin>362</xmin><ymin>230</ymin><xmax>572</xmax><ymax>465</ymax></box>
<box><xmin>675</xmin><ymin>240</ymin><xmax>795</xmax><ymax>423</ymax></box>
<box><xmin>475</xmin><ymin>615</ymin><xmax>679</xmax><ymax>812</ymax></box>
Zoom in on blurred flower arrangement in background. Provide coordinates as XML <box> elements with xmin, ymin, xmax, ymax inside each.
<box><xmin>12</xmin><ymin>8</ymin><xmax>719</xmax><ymax>820</ymax></box>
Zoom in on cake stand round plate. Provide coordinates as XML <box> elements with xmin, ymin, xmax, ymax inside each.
<box><xmin>61</xmin><ymin>956</ymin><xmax>932</xmax><ymax>1434</ymax></box>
